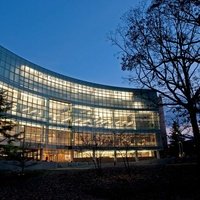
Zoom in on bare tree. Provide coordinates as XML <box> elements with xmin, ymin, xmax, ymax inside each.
<box><xmin>169</xmin><ymin>120</ymin><xmax>185</xmax><ymax>157</ymax></box>
<box><xmin>110</xmin><ymin>0</ymin><xmax>200</xmax><ymax>161</ymax></box>
<box><xmin>79</xmin><ymin>133</ymin><xmax>106</xmax><ymax>174</ymax></box>
<box><xmin>117</xmin><ymin>133</ymin><xmax>134</xmax><ymax>176</ymax></box>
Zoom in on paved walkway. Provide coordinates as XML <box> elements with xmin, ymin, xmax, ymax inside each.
<box><xmin>1</xmin><ymin>157</ymin><xmax>195</xmax><ymax>171</ymax></box>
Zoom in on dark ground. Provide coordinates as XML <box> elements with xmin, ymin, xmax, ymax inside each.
<box><xmin>0</xmin><ymin>161</ymin><xmax>199</xmax><ymax>200</ymax></box>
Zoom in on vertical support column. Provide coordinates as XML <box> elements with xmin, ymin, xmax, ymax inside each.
<box><xmin>69</xmin><ymin>104</ymin><xmax>74</xmax><ymax>162</ymax></box>
<box><xmin>45</xmin><ymin>128</ymin><xmax>49</xmax><ymax>145</ymax></box>
<box><xmin>41</xmin><ymin>126</ymin><xmax>45</xmax><ymax>143</ymax></box>
<box><xmin>16</xmin><ymin>92</ymin><xmax>22</xmax><ymax>148</ymax></box>
<box><xmin>114</xmin><ymin>149</ymin><xmax>117</xmax><ymax>166</ymax></box>
<box><xmin>44</xmin><ymin>98</ymin><xmax>49</xmax><ymax>161</ymax></box>
<box><xmin>70</xmin><ymin>150</ymin><xmax>74</xmax><ymax>162</ymax></box>
<box><xmin>92</xmin><ymin>147</ymin><xmax>96</xmax><ymax>160</ymax></box>
<box><xmin>70</xmin><ymin>133</ymin><xmax>74</xmax><ymax>162</ymax></box>
<box><xmin>112</xmin><ymin>110</ymin><xmax>117</xmax><ymax>165</ymax></box>
<box><xmin>113</xmin><ymin>132</ymin><xmax>117</xmax><ymax>166</ymax></box>
<box><xmin>16</xmin><ymin>90</ymin><xmax>21</xmax><ymax>114</ymax></box>
<box><xmin>135</xmin><ymin>150</ymin><xmax>139</xmax><ymax>162</ymax></box>
<box><xmin>40</xmin><ymin>148</ymin><xmax>43</xmax><ymax>161</ymax></box>
<box><xmin>91</xmin><ymin>108</ymin><xmax>95</xmax><ymax>163</ymax></box>
<box><xmin>156</xmin><ymin>150</ymin><xmax>160</xmax><ymax>159</ymax></box>
<box><xmin>45</xmin><ymin>98</ymin><xmax>49</xmax><ymax>145</ymax></box>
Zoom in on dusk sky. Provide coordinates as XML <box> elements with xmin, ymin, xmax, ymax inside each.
<box><xmin>0</xmin><ymin>0</ymin><xmax>141</xmax><ymax>88</ymax></box>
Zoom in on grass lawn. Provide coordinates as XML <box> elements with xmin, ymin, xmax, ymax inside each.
<box><xmin>0</xmin><ymin>162</ymin><xmax>199</xmax><ymax>200</ymax></box>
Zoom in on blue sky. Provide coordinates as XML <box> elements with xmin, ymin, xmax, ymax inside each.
<box><xmin>0</xmin><ymin>0</ymin><xmax>141</xmax><ymax>87</ymax></box>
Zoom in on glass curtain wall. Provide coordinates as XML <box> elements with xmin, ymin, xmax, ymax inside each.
<box><xmin>0</xmin><ymin>45</ymin><xmax>162</xmax><ymax>162</ymax></box>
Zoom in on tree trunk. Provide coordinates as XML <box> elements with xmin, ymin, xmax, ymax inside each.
<box><xmin>189</xmin><ymin>110</ymin><xmax>200</xmax><ymax>164</ymax></box>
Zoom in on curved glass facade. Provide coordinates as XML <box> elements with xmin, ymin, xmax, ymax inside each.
<box><xmin>0</xmin><ymin>45</ymin><xmax>163</xmax><ymax>162</ymax></box>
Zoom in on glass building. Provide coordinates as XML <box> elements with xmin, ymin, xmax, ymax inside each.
<box><xmin>0</xmin><ymin>45</ymin><xmax>166</xmax><ymax>162</ymax></box>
